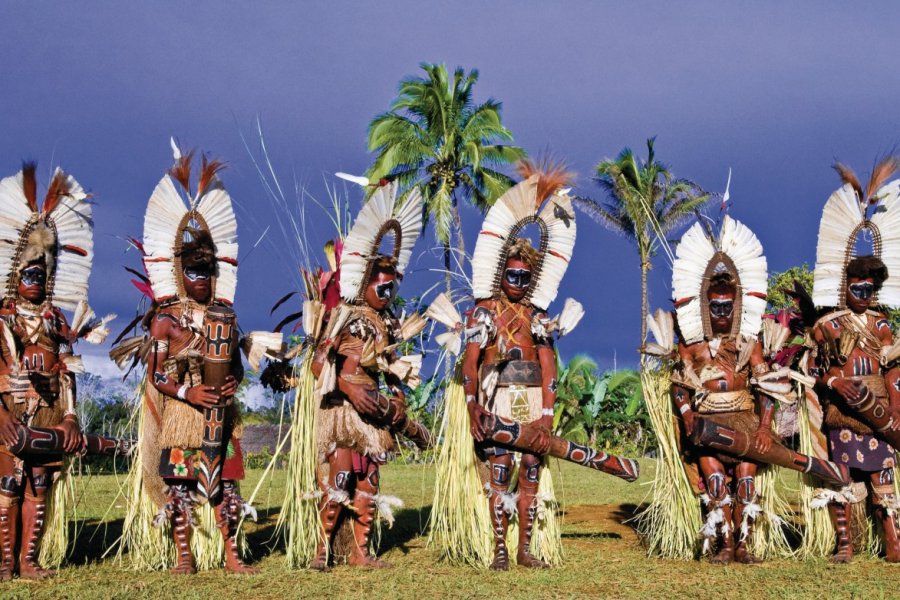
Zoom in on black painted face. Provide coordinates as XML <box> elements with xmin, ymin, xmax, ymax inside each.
<box><xmin>375</xmin><ymin>279</ymin><xmax>396</xmax><ymax>302</ymax></box>
<box><xmin>504</xmin><ymin>268</ymin><xmax>532</xmax><ymax>289</ymax></box>
<box><xmin>848</xmin><ymin>281</ymin><xmax>874</xmax><ymax>301</ymax></box>
<box><xmin>708</xmin><ymin>299</ymin><xmax>734</xmax><ymax>319</ymax></box>
<box><xmin>846</xmin><ymin>276</ymin><xmax>875</xmax><ymax>314</ymax></box>
<box><xmin>182</xmin><ymin>263</ymin><xmax>212</xmax><ymax>303</ymax></box>
<box><xmin>707</xmin><ymin>290</ymin><xmax>735</xmax><ymax>335</ymax></box>
<box><xmin>17</xmin><ymin>263</ymin><xmax>47</xmax><ymax>304</ymax></box>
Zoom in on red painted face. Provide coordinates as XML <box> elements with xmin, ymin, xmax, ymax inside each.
<box><xmin>17</xmin><ymin>263</ymin><xmax>47</xmax><ymax>304</ymax></box>
<box><xmin>182</xmin><ymin>263</ymin><xmax>212</xmax><ymax>304</ymax></box>
<box><xmin>364</xmin><ymin>268</ymin><xmax>397</xmax><ymax>311</ymax></box>
<box><xmin>846</xmin><ymin>275</ymin><xmax>875</xmax><ymax>314</ymax></box>
<box><xmin>707</xmin><ymin>289</ymin><xmax>735</xmax><ymax>335</ymax></box>
<box><xmin>500</xmin><ymin>257</ymin><xmax>531</xmax><ymax>303</ymax></box>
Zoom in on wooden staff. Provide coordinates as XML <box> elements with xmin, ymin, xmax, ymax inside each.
<box><xmin>198</xmin><ymin>304</ymin><xmax>236</xmax><ymax>503</ymax></box>
<box><xmin>7</xmin><ymin>424</ymin><xmax>132</xmax><ymax>457</ymax></box>
<box><xmin>690</xmin><ymin>416</ymin><xmax>850</xmax><ymax>486</ymax></box>
<box><xmin>477</xmin><ymin>412</ymin><xmax>640</xmax><ymax>482</ymax></box>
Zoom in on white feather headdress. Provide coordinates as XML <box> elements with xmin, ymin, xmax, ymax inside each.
<box><xmin>470</xmin><ymin>175</ymin><xmax>577</xmax><ymax>311</ymax></box>
<box><xmin>142</xmin><ymin>146</ymin><xmax>239</xmax><ymax>305</ymax></box>
<box><xmin>0</xmin><ymin>164</ymin><xmax>93</xmax><ymax>311</ymax></box>
<box><xmin>338</xmin><ymin>181</ymin><xmax>423</xmax><ymax>303</ymax></box>
<box><xmin>813</xmin><ymin>179</ymin><xmax>900</xmax><ymax>308</ymax></box>
<box><xmin>672</xmin><ymin>215</ymin><xmax>768</xmax><ymax>344</ymax></box>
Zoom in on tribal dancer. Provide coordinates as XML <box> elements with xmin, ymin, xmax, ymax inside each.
<box><xmin>810</xmin><ymin>159</ymin><xmax>900</xmax><ymax>563</ymax></box>
<box><xmin>111</xmin><ymin>146</ymin><xmax>279</xmax><ymax>574</ymax></box>
<box><xmin>301</xmin><ymin>178</ymin><xmax>429</xmax><ymax>571</ymax></box>
<box><xmin>665</xmin><ymin>216</ymin><xmax>847</xmax><ymax>564</ymax></box>
<box><xmin>430</xmin><ymin>165</ymin><xmax>637</xmax><ymax>570</ymax></box>
<box><xmin>0</xmin><ymin>164</ymin><xmax>111</xmax><ymax>579</ymax></box>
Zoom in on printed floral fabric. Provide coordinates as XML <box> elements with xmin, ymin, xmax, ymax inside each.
<box><xmin>159</xmin><ymin>437</ymin><xmax>246</xmax><ymax>481</ymax></box>
<box><xmin>829</xmin><ymin>428</ymin><xmax>895</xmax><ymax>471</ymax></box>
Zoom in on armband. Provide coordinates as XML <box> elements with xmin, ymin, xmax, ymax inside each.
<box><xmin>466</xmin><ymin>395</ymin><xmax>476</xmax><ymax>405</ymax></box>
<box><xmin>541</xmin><ymin>408</ymin><xmax>554</xmax><ymax>417</ymax></box>
<box><xmin>826</xmin><ymin>376</ymin><xmax>837</xmax><ymax>389</ymax></box>
<box><xmin>177</xmin><ymin>384</ymin><xmax>189</xmax><ymax>400</ymax></box>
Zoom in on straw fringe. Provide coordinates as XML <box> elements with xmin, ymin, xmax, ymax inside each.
<box><xmin>428</xmin><ymin>368</ymin><xmax>493</xmax><ymax>567</ymax></box>
<box><xmin>635</xmin><ymin>364</ymin><xmax>703</xmax><ymax>559</ymax></box>
<box><xmin>36</xmin><ymin>462</ymin><xmax>76</xmax><ymax>568</ymax></box>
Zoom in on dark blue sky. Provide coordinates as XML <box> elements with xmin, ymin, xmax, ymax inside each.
<box><xmin>3</xmin><ymin>2</ymin><xmax>900</xmax><ymax>370</ymax></box>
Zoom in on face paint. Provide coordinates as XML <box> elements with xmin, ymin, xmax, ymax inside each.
<box><xmin>849</xmin><ymin>282</ymin><xmax>875</xmax><ymax>301</ymax></box>
<box><xmin>20</xmin><ymin>266</ymin><xmax>46</xmax><ymax>287</ymax></box>
<box><xmin>184</xmin><ymin>266</ymin><xmax>211</xmax><ymax>282</ymax></box>
<box><xmin>709</xmin><ymin>299</ymin><xmax>734</xmax><ymax>318</ymax></box>
<box><xmin>375</xmin><ymin>280</ymin><xmax>395</xmax><ymax>301</ymax></box>
<box><xmin>504</xmin><ymin>268</ymin><xmax>532</xmax><ymax>288</ymax></box>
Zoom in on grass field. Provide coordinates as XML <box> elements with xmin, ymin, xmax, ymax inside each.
<box><xmin>2</xmin><ymin>460</ymin><xmax>898</xmax><ymax>599</ymax></box>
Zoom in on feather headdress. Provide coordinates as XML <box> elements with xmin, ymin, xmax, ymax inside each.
<box><xmin>672</xmin><ymin>215</ymin><xmax>768</xmax><ymax>344</ymax></box>
<box><xmin>0</xmin><ymin>163</ymin><xmax>93</xmax><ymax>311</ymax></box>
<box><xmin>142</xmin><ymin>143</ymin><xmax>238</xmax><ymax>305</ymax></box>
<box><xmin>471</xmin><ymin>165</ymin><xmax>576</xmax><ymax>311</ymax></box>
<box><xmin>337</xmin><ymin>180</ymin><xmax>423</xmax><ymax>303</ymax></box>
<box><xmin>813</xmin><ymin>157</ymin><xmax>900</xmax><ymax>308</ymax></box>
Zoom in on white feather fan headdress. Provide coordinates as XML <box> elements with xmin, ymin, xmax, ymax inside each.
<box><xmin>0</xmin><ymin>164</ymin><xmax>93</xmax><ymax>311</ymax></box>
<box><xmin>338</xmin><ymin>181</ymin><xmax>424</xmax><ymax>303</ymax></box>
<box><xmin>142</xmin><ymin>146</ymin><xmax>238</xmax><ymax>305</ymax></box>
<box><xmin>471</xmin><ymin>174</ymin><xmax>577</xmax><ymax>311</ymax></box>
<box><xmin>672</xmin><ymin>215</ymin><xmax>768</xmax><ymax>344</ymax></box>
<box><xmin>813</xmin><ymin>171</ymin><xmax>900</xmax><ymax>309</ymax></box>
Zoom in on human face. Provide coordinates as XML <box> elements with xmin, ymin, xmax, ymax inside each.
<box><xmin>182</xmin><ymin>264</ymin><xmax>212</xmax><ymax>304</ymax></box>
<box><xmin>17</xmin><ymin>263</ymin><xmax>47</xmax><ymax>304</ymax></box>
<box><xmin>364</xmin><ymin>268</ymin><xmax>397</xmax><ymax>311</ymax></box>
<box><xmin>707</xmin><ymin>289</ymin><xmax>735</xmax><ymax>335</ymax></box>
<box><xmin>500</xmin><ymin>257</ymin><xmax>531</xmax><ymax>303</ymax></box>
<box><xmin>846</xmin><ymin>276</ymin><xmax>875</xmax><ymax>314</ymax></box>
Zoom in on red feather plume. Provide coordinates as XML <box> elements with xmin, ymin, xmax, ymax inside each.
<box><xmin>21</xmin><ymin>162</ymin><xmax>38</xmax><ymax>212</ymax></box>
<box><xmin>168</xmin><ymin>150</ymin><xmax>195</xmax><ymax>193</ymax></box>
<box><xmin>198</xmin><ymin>155</ymin><xmax>226</xmax><ymax>196</ymax></box>
<box><xmin>516</xmin><ymin>157</ymin><xmax>575</xmax><ymax>205</ymax></box>
<box><xmin>42</xmin><ymin>170</ymin><xmax>71</xmax><ymax>215</ymax></box>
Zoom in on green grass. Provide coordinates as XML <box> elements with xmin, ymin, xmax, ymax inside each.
<box><xmin>4</xmin><ymin>461</ymin><xmax>900</xmax><ymax>599</ymax></box>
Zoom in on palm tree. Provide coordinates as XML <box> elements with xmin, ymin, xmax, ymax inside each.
<box><xmin>366</xmin><ymin>63</ymin><xmax>526</xmax><ymax>289</ymax></box>
<box><xmin>574</xmin><ymin>138</ymin><xmax>710</xmax><ymax>346</ymax></box>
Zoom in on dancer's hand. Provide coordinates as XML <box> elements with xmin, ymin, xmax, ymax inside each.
<box><xmin>467</xmin><ymin>400</ymin><xmax>488</xmax><ymax>442</ymax></box>
<box><xmin>219</xmin><ymin>375</ymin><xmax>238</xmax><ymax>399</ymax></box>
<box><xmin>0</xmin><ymin>409</ymin><xmax>19</xmax><ymax>447</ymax></box>
<box><xmin>682</xmin><ymin>411</ymin><xmax>695</xmax><ymax>437</ymax></box>
<box><xmin>186</xmin><ymin>385</ymin><xmax>220</xmax><ymax>409</ymax></box>
<box><xmin>753</xmin><ymin>427</ymin><xmax>774</xmax><ymax>454</ymax></box>
<box><xmin>59</xmin><ymin>416</ymin><xmax>82</xmax><ymax>454</ymax></box>
<box><xmin>348</xmin><ymin>387</ymin><xmax>379</xmax><ymax>416</ymax></box>
<box><xmin>832</xmin><ymin>378</ymin><xmax>862</xmax><ymax>403</ymax></box>
<box><xmin>887</xmin><ymin>405</ymin><xmax>900</xmax><ymax>431</ymax></box>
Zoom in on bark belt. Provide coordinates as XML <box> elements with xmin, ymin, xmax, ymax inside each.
<box><xmin>494</xmin><ymin>360</ymin><xmax>541</xmax><ymax>386</ymax></box>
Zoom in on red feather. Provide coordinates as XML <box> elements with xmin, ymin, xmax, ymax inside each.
<box><xmin>130</xmin><ymin>279</ymin><xmax>155</xmax><ymax>300</ymax></box>
<box><xmin>21</xmin><ymin>162</ymin><xmax>38</xmax><ymax>212</ymax></box>
<box><xmin>516</xmin><ymin>157</ymin><xmax>574</xmax><ymax>205</ymax></box>
<box><xmin>198</xmin><ymin>155</ymin><xmax>226</xmax><ymax>196</ymax></box>
<box><xmin>43</xmin><ymin>170</ymin><xmax>71</xmax><ymax>215</ymax></box>
<box><xmin>127</xmin><ymin>237</ymin><xmax>146</xmax><ymax>255</ymax></box>
<box><xmin>168</xmin><ymin>150</ymin><xmax>195</xmax><ymax>193</ymax></box>
<box><xmin>62</xmin><ymin>244</ymin><xmax>88</xmax><ymax>256</ymax></box>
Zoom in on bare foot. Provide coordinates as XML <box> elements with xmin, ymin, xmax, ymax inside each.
<box><xmin>225</xmin><ymin>561</ymin><xmax>260</xmax><ymax>575</ymax></box>
<box><xmin>348</xmin><ymin>554</ymin><xmax>392</xmax><ymax>569</ymax></box>
<box><xmin>734</xmin><ymin>547</ymin><xmax>762</xmax><ymax>565</ymax></box>
<box><xmin>709</xmin><ymin>546</ymin><xmax>734</xmax><ymax>565</ymax></box>
<box><xmin>489</xmin><ymin>551</ymin><xmax>509</xmax><ymax>571</ymax></box>
<box><xmin>309</xmin><ymin>556</ymin><xmax>331</xmax><ymax>572</ymax></box>
<box><xmin>18</xmin><ymin>565</ymin><xmax>56</xmax><ymax>580</ymax></box>
<box><xmin>830</xmin><ymin>545</ymin><xmax>853</xmax><ymax>564</ymax></box>
<box><xmin>517</xmin><ymin>552</ymin><xmax>549</xmax><ymax>569</ymax></box>
<box><xmin>170</xmin><ymin>562</ymin><xmax>197</xmax><ymax>575</ymax></box>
